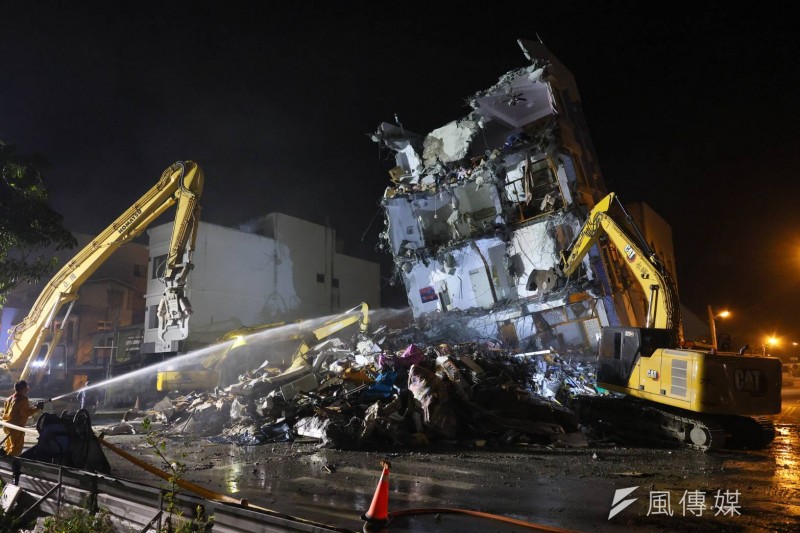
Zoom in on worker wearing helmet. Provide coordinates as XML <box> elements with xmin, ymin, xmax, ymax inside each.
<box><xmin>2</xmin><ymin>380</ymin><xmax>44</xmax><ymax>456</ymax></box>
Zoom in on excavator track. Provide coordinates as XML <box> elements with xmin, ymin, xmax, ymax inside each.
<box><xmin>575</xmin><ymin>395</ymin><xmax>774</xmax><ymax>451</ymax></box>
<box><xmin>717</xmin><ymin>415</ymin><xmax>775</xmax><ymax>450</ymax></box>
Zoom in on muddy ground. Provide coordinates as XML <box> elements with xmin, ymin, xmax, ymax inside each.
<box><xmin>41</xmin><ymin>387</ymin><xmax>800</xmax><ymax>532</ymax></box>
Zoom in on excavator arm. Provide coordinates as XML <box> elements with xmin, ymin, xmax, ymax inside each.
<box><xmin>3</xmin><ymin>161</ymin><xmax>203</xmax><ymax>384</ymax></box>
<box><xmin>560</xmin><ymin>192</ymin><xmax>681</xmax><ymax>344</ymax></box>
<box><xmin>290</xmin><ymin>302</ymin><xmax>370</xmax><ymax>369</ymax></box>
<box><xmin>157</xmin><ymin>304</ymin><xmax>370</xmax><ymax>393</ymax></box>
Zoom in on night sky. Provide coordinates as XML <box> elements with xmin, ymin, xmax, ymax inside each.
<box><xmin>2</xmin><ymin>2</ymin><xmax>798</xmax><ymax>347</ymax></box>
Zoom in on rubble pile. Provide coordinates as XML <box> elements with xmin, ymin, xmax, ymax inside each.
<box><xmin>130</xmin><ymin>327</ymin><xmax>603</xmax><ymax>450</ymax></box>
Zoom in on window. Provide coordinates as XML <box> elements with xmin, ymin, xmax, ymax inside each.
<box><xmin>316</xmin><ymin>273</ymin><xmax>325</xmax><ymax>283</ymax></box>
<box><xmin>147</xmin><ymin>305</ymin><xmax>159</xmax><ymax>329</ymax></box>
<box><xmin>332</xmin><ymin>278</ymin><xmax>339</xmax><ymax>288</ymax></box>
<box><xmin>107</xmin><ymin>289</ymin><xmax>123</xmax><ymax>308</ymax></box>
<box><xmin>133</xmin><ymin>264</ymin><xmax>146</xmax><ymax>278</ymax></box>
<box><xmin>152</xmin><ymin>254</ymin><xmax>168</xmax><ymax>280</ymax></box>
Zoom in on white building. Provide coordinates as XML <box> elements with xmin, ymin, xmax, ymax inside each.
<box><xmin>142</xmin><ymin>214</ymin><xmax>380</xmax><ymax>355</ymax></box>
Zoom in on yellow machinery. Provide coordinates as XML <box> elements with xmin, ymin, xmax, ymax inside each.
<box><xmin>561</xmin><ymin>193</ymin><xmax>781</xmax><ymax>450</ymax></box>
<box><xmin>155</xmin><ymin>319</ymin><xmax>302</xmax><ymax>393</ymax></box>
<box><xmin>156</xmin><ymin>303</ymin><xmax>369</xmax><ymax>393</ymax></box>
<box><xmin>1</xmin><ymin>161</ymin><xmax>203</xmax><ymax>392</ymax></box>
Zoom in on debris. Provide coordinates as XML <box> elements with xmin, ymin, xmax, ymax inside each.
<box><xmin>260</xmin><ymin>421</ymin><xmax>293</xmax><ymax>444</ymax></box>
<box><xmin>408</xmin><ymin>365</ymin><xmax>458</xmax><ymax>439</ymax></box>
<box><xmin>143</xmin><ymin>303</ymin><xmax>603</xmax><ymax>451</ymax></box>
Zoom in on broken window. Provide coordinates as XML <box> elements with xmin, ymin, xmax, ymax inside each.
<box><xmin>504</xmin><ymin>156</ymin><xmax>562</xmax><ymax>222</ymax></box>
<box><xmin>410</xmin><ymin>184</ymin><xmax>501</xmax><ymax>248</ymax></box>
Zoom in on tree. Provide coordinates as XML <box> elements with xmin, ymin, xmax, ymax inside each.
<box><xmin>0</xmin><ymin>141</ymin><xmax>76</xmax><ymax>306</ymax></box>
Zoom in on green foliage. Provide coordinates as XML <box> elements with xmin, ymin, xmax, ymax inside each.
<box><xmin>0</xmin><ymin>141</ymin><xmax>76</xmax><ymax>306</ymax></box>
<box><xmin>40</xmin><ymin>507</ymin><xmax>115</xmax><ymax>533</ymax></box>
<box><xmin>142</xmin><ymin>417</ymin><xmax>214</xmax><ymax>532</ymax></box>
<box><xmin>0</xmin><ymin>504</ymin><xmax>20</xmax><ymax>532</ymax></box>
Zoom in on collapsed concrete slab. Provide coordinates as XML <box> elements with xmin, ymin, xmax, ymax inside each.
<box><xmin>372</xmin><ymin>40</ymin><xmax>653</xmax><ymax>354</ymax></box>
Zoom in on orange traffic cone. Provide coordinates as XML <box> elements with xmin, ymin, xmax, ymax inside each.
<box><xmin>134</xmin><ymin>396</ymin><xmax>141</xmax><ymax>410</ymax></box>
<box><xmin>361</xmin><ymin>460</ymin><xmax>391</xmax><ymax>530</ymax></box>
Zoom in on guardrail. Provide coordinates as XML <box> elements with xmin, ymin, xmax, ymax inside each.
<box><xmin>0</xmin><ymin>456</ymin><xmax>350</xmax><ymax>532</ymax></box>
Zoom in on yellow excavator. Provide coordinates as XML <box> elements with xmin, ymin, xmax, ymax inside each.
<box><xmin>0</xmin><ymin>161</ymin><xmax>203</xmax><ymax>394</ymax></box>
<box><xmin>155</xmin><ymin>319</ymin><xmax>304</xmax><ymax>393</ymax></box>
<box><xmin>560</xmin><ymin>193</ymin><xmax>781</xmax><ymax>450</ymax></box>
<box><xmin>156</xmin><ymin>302</ymin><xmax>370</xmax><ymax>393</ymax></box>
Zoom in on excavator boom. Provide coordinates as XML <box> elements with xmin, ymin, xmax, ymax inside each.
<box><xmin>560</xmin><ymin>192</ymin><xmax>681</xmax><ymax>344</ymax></box>
<box><xmin>561</xmin><ymin>192</ymin><xmax>780</xmax><ymax>450</ymax></box>
<box><xmin>2</xmin><ymin>161</ymin><xmax>203</xmax><ymax>385</ymax></box>
<box><xmin>157</xmin><ymin>303</ymin><xmax>370</xmax><ymax>393</ymax></box>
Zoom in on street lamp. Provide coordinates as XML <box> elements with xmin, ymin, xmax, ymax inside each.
<box><xmin>764</xmin><ymin>336</ymin><xmax>779</xmax><ymax>356</ymax></box>
<box><xmin>707</xmin><ymin>305</ymin><xmax>731</xmax><ymax>350</ymax></box>
<box><xmin>767</xmin><ymin>336</ymin><xmax>779</xmax><ymax>347</ymax></box>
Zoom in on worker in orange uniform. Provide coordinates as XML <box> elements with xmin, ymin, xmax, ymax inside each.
<box><xmin>2</xmin><ymin>380</ymin><xmax>45</xmax><ymax>456</ymax></box>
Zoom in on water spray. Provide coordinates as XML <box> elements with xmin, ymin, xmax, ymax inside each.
<box><xmin>44</xmin><ymin>307</ymin><xmax>410</xmax><ymax>404</ymax></box>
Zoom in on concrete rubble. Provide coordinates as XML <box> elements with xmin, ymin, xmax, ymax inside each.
<box><xmin>123</xmin><ymin>324</ymin><xmax>603</xmax><ymax>450</ymax></box>
<box><xmin>369</xmin><ymin>40</ymin><xmax>650</xmax><ymax>357</ymax></box>
<box><xmin>116</xmin><ymin>41</ymin><xmax>633</xmax><ymax>452</ymax></box>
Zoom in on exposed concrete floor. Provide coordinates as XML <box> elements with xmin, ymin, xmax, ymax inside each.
<box><xmin>29</xmin><ymin>387</ymin><xmax>800</xmax><ymax>532</ymax></box>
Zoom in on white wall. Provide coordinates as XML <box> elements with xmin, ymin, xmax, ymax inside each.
<box><xmin>143</xmin><ymin>216</ymin><xmax>380</xmax><ymax>354</ymax></box>
<box><xmin>266</xmin><ymin>213</ymin><xmax>335</xmax><ymax>318</ymax></box>
<box><xmin>334</xmin><ymin>253</ymin><xmax>380</xmax><ymax>311</ymax></box>
<box><xmin>144</xmin><ymin>222</ymin><xmax>300</xmax><ymax>353</ymax></box>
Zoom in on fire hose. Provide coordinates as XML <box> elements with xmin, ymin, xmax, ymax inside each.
<box><xmin>7</xmin><ymin>421</ymin><xmax>576</xmax><ymax>533</ymax></box>
<box><xmin>98</xmin><ymin>438</ymin><xmax>353</xmax><ymax>533</ymax></box>
<box><xmin>388</xmin><ymin>508</ymin><xmax>578</xmax><ymax>532</ymax></box>
<box><xmin>0</xmin><ymin>420</ymin><xmax>39</xmax><ymax>434</ymax></box>
<box><xmin>100</xmin><ymin>438</ymin><xmax>572</xmax><ymax>532</ymax></box>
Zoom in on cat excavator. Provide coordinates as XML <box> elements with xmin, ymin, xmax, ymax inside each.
<box><xmin>0</xmin><ymin>161</ymin><xmax>204</xmax><ymax>394</ymax></box>
<box><xmin>560</xmin><ymin>193</ymin><xmax>781</xmax><ymax>450</ymax></box>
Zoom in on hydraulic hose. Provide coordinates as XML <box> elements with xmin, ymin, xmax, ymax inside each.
<box><xmin>389</xmin><ymin>508</ymin><xmax>578</xmax><ymax>532</ymax></box>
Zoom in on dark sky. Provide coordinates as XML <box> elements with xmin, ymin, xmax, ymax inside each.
<box><xmin>2</xmin><ymin>2</ymin><xmax>799</xmax><ymax>346</ymax></box>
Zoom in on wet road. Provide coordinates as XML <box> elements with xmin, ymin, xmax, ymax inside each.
<box><xmin>82</xmin><ymin>385</ymin><xmax>800</xmax><ymax>532</ymax></box>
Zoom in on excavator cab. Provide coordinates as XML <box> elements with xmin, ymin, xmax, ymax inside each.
<box><xmin>597</xmin><ymin>327</ymin><xmax>672</xmax><ymax>387</ymax></box>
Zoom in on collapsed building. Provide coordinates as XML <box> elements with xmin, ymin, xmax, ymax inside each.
<box><xmin>373</xmin><ymin>39</ymin><xmax>655</xmax><ymax>354</ymax></box>
<box><xmin>108</xmin><ymin>41</ymin><xmax>684</xmax><ymax>450</ymax></box>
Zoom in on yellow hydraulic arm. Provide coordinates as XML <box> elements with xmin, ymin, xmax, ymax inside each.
<box><xmin>2</xmin><ymin>161</ymin><xmax>203</xmax><ymax>383</ymax></box>
<box><xmin>198</xmin><ymin>319</ymin><xmax>305</xmax><ymax>370</ymax></box>
<box><xmin>289</xmin><ymin>302</ymin><xmax>370</xmax><ymax>369</ymax></box>
<box><xmin>560</xmin><ymin>193</ymin><xmax>681</xmax><ymax>343</ymax></box>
